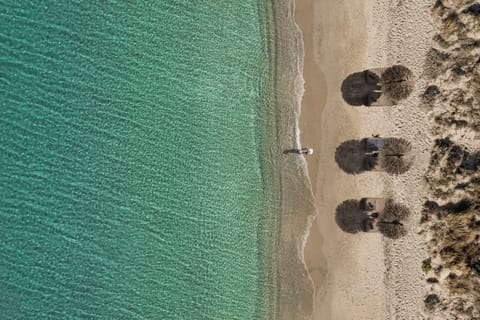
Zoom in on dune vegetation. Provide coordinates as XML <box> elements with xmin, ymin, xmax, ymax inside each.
<box><xmin>421</xmin><ymin>1</ymin><xmax>480</xmax><ymax>318</ymax></box>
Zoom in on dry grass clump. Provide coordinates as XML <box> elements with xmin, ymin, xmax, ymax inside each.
<box><xmin>425</xmin><ymin>138</ymin><xmax>479</xmax><ymax>199</ymax></box>
<box><xmin>433</xmin><ymin>0</ymin><xmax>480</xmax><ymax>37</ymax></box>
<box><xmin>423</xmin><ymin>139</ymin><xmax>480</xmax><ymax>317</ymax></box>
<box><xmin>435</xmin><ymin>212</ymin><xmax>478</xmax><ymax>269</ymax></box>
<box><xmin>473</xmin><ymin>69</ymin><xmax>480</xmax><ymax>103</ymax></box>
<box><xmin>422</xmin><ymin>1</ymin><xmax>480</xmax><ymax>318</ymax></box>
<box><xmin>423</xmin><ymin>0</ymin><xmax>480</xmax><ymax>136</ymax></box>
<box><xmin>421</xmin><ymin>85</ymin><xmax>442</xmax><ymax>105</ymax></box>
<box><xmin>443</xmin><ymin>12</ymin><xmax>466</xmax><ymax>37</ymax></box>
<box><xmin>424</xmin><ymin>293</ymin><xmax>441</xmax><ymax>311</ymax></box>
<box><xmin>422</xmin><ymin>71</ymin><xmax>480</xmax><ymax>135</ymax></box>
<box><xmin>422</xmin><ymin>199</ymin><xmax>480</xmax><ymax>317</ymax></box>
<box><xmin>428</xmin><ymin>87</ymin><xmax>480</xmax><ymax>135</ymax></box>
<box><xmin>423</xmin><ymin>48</ymin><xmax>451</xmax><ymax>79</ymax></box>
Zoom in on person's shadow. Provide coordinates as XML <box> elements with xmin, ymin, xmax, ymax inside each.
<box><xmin>283</xmin><ymin>149</ymin><xmax>301</xmax><ymax>154</ymax></box>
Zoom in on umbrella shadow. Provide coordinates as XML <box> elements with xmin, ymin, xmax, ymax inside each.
<box><xmin>335</xmin><ymin>139</ymin><xmax>373</xmax><ymax>174</ymax></box>
<box><xmin>341</xmin><ymin>70</ymin><xmax>382</xmax><ymax>106</ymax></box>
<box><xmin>335</xmin><ymin>199</ymin><xmax>370</xmax><ymax>234</ymax></box>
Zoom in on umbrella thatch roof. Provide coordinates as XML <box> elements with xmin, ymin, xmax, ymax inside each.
<box><xmin>381</xmin><ymin>138</ymin><xmax>412</xmax><ymax>155</ymax></box>
<box><xmin>381</xmin><ymin>200</ymin><xmax>411</xmax><ymax>221</ymax></box>
<box><xmin>380</xmin><ymin>65</ymin><xmax>414</xmax><ymax>101</ymax></box>
<box><xmin>377</xmin><ymin>199</ymin><xmax>410</xmax><ymax>239</ymax></box>
<box><xmin>378</xmin><ymin>222</ymin><xmax>407</xmax><ymax>239</ymax></box>
<box><xmin>379</xmin><ymin>138</ymin><xmax>414</xmax><ymax>174</ymax></box>
<box><xmin>335</xmin><ymin>200</ymin><xmax>368</xmax><ymax>233</ymax></box>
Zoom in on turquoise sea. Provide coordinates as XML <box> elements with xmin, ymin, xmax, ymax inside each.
<box><xmin>0</xmin><ymin>1</ymin><xmax>301</xmax><ymax>319</ymax></box>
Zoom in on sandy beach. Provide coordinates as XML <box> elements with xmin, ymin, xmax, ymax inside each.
<box><xmin>295</xmin><ymin>0</ymin><xmax>435</xmax><ymax>319</ymax></box>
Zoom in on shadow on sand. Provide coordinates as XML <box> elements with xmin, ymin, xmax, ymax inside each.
<box><xmin>334</xmin><ymin>139</ymin><xmax>375</xmax><ymax>174</ymax></box>
<box><xmin>340</xmin><ymin>70</ymin><xmax>382</xmax><ymax>106</ymax></box>
<box><xmin>335</xmin><ymin>199</ymin><xmax>370</xmax><ymax>234</ymax></box>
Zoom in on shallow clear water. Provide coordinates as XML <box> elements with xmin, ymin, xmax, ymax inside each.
<box><xmin>0</xmin><ymin>2</ymin><xmax>280</xmax><ymax>319</ymax></box>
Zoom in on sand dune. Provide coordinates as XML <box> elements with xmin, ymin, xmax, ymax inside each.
<box><xmin>419</xmin><ymin>1</ymin><xmax>480</xmax><ymax>318</ymax></box>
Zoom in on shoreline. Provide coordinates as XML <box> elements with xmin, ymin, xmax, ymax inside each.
<box><xmin>263</xmin><ymin>1</ymin><xmax>317</xmax><ymax>319</ymax></box>
<box><xmin>294</xmin><ymin>0</ymin><xmax>388</xmax><ymax>318</ymax></box>
<box><xmin>296</xmin><ymin>0</ymin><xmax>385</xmax><ymax>320</ymax></box>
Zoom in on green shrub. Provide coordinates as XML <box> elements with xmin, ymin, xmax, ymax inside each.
<box><xmin>422</xmin><ymin>258</ymin><xmax>433</xmax><ymax>273</ymax></box>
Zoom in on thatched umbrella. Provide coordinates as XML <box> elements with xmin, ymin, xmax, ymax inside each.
<box><xmin>335</xmin><ymin>200</ymin><xmax>369</xmax><ymax>233</ymax></box>
<box><xmin>377</xmin><ymin>221</ymin><xmax>407</xmax><ymax>239</ymax></box>
<box><xmin>377</xmin><ymin>200</ymin><xmax>410</xmax><ymax>239</ymax></box>
<box><xmin>379</xmin><ymin>138</ymin><xmax>414</xmax><ymax>174</ymax></box>
<box><xmin>381</xmin><ymin>200</ymin><xmax>411</xmax><ymax>221</ymax></box>
<box><xmin>380</xmin><ymin>65</ymin><xmax>414</xmax><ymax>101</ymax></box>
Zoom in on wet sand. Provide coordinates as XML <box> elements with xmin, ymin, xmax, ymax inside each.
<box><xmin>295</xmin><ymin>0</ymin><xmax>388</xmax><ymax>318</ymax></box>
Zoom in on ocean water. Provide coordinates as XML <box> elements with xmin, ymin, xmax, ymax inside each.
<box><xmin>0</xmin><ymin>1</ymin><xmax>286</xmax><ymax>319</ymax></box>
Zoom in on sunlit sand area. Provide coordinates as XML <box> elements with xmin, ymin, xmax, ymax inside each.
<box><xmin>296</xmin><ymin>0</ymin><xmax>479</xmax><ymax>319</ymax></box>
<box><xmin>1</xmin><ymin>1</ymin><xmax>478</xmax><ymax>319</ymax></box>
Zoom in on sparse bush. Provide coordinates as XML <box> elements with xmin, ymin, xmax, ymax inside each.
<box><xmin>423</xmin><ymin>3</ymin><xmax>480</xmax><ymax>317</ymax></box>
<box><xmin>424</xmin><ymin>48</ymin><xmax>450</xmax><ymax>79</ymax></box>
<box><xmin>422</xmin><ymin>258</ymin><xmax>433</xmax><ymax>273</ymax></box>
<box><xmin>424</xmin><ymin>294</ymin><xmax>441</xmax><ymax>310</ymax></box>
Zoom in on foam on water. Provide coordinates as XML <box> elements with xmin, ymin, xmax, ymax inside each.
<box><xmin>260</xmin><ymin>1</ymin><xmax>318</xmax><ymax>319</ymax></box>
